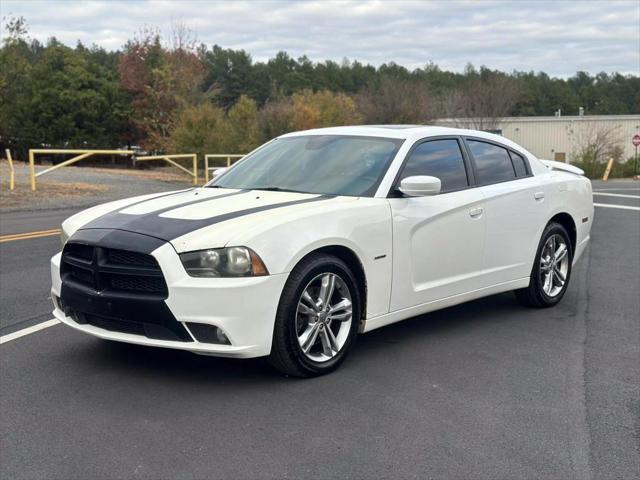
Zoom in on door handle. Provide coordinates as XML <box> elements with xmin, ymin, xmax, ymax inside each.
<box><xmin>469</xmin><ymin>207</ymin><xmax>483</xmax><ymax>218</ymax></box>
<box><xmin>534</xmin><ymin>191</ymin><xmax>545</xmax><ymax>201</ymax></box>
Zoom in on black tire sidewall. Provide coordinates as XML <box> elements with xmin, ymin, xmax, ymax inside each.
<box><xmin>281</xmin><ymin>257</ymin><xmax>361</xmax><ymax>375</ymax></box>
<box><xmin>531</xmin><ymin>223</ymin><xmax>573</xmax><ymax>306</ymax></box>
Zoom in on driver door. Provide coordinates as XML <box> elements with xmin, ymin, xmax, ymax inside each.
<box><xmin>389</xmin><ymin>138</ymin><xmax>486</xmax><ymax>311</ymax></box>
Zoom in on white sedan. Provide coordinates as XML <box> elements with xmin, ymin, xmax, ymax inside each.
<box><xmin>51</xmin><ymin>126</ymin><xmax>593</xmax><ymax>377</ymax></box>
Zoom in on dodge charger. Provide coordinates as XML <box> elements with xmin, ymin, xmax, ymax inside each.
<box><xmin>51</xmin><ymin>126</ymin><xmax>593</xmax><ymax>376</ymax></box>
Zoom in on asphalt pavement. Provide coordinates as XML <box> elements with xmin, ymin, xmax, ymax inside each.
<box><xmin>0</xmin><ymin>208</ymin><xmax>81</xmax><ymax>332</ymax></box>
<box><xmin>0</xmin><ymin>180</ymin><xmax>638</xmax><ymax>479</ymax></box>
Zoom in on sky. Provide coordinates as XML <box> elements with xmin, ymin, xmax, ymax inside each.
<box><xmin>1</xmin><ymin>0</ymin><xmax>638</xmax><ymax>77</ymax></box>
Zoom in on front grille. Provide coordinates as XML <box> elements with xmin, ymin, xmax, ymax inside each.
<box><xmin>107</xmin><ymin>249</ymin><xmax>159</xmax><ymax>267</ymax></box>
<box><xmin>59</xmin><ymin>231</ymin><xmax>192</xmax><ymax>343</ymax></box>
<box><xmin>110</xmin><ymin>275</ymin><xmax>167</xmax><ymax>293</ymax></box>
<box><xmin>70</xmin><ymin>311</ymin><xmax>191</xmax><ymax>341</ymax></box>
<box><xmin>82</xmin><ymin>313</ymin><xmax>146</xmax><ymax>336</ymax></box>
<box><xmin>61</xmin><ymin>243</ymin><xmax>168</xmax><ymax>297</ymax></box>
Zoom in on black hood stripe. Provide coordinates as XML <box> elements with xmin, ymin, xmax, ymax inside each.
<box><xmin>140</xmin><ymin>189</ymin><xmax>250</xmax><ymax>217</ymax></box>
<box><xmin>82</xmin><ymin>189</ymin><xmax>248</xmax><ymax>235</ymax></box>
<box><xmin>80</xmin><ymin>190</ymin><xmax>332</xmax><ymax>242</ymax></box>
<box><xmin>116</xmin><ymin>187</ymin><xmax>195</xmax><ymax>210</ymax></box>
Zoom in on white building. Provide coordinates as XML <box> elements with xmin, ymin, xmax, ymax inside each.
<box><xmin>436</xmin><ymin>115</ymin><xmax>640</xmax><ymax>163</ymax></box>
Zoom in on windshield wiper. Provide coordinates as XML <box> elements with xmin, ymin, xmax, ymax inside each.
<box><xmin>251</xmin><ymin>186</ymin><xmax>309</xmax><ymax>194</ymax></box>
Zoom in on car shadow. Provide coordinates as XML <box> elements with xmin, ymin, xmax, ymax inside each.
<box><xmin>75</xmin><ymin>291</ymin><xmax>528</xmax><ymax>385</ymax></box>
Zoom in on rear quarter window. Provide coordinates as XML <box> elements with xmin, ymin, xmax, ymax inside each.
<box><xmin>467</xmin><ymin>140</ymin><xmax>516</xmax><ymax>185</ymax></box>
<box><xmin>509</xmin><ymin>151</ymin><xmax>529</xmax><ymax>177</ymax></box>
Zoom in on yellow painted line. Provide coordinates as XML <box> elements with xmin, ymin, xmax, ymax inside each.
<box><xmin>0</xmin><ymin>228</ymin><xmax>61</xmax><ymax>243</ymax></box>
<box><xmin>0</xmin><ymin>319</ymin><xmax>60</xmax><ymax>344</ymax></box>
<box><xmin>0</xmin><ymin>228</ymin><xmax>60</xmax><ymax>239</ymax></box>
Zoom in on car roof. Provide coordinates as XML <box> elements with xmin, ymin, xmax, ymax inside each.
<box><xmin>281</xmin><ymin>124</ymin><xmax>499</xmax><ymax>141</ymax></box>
<box><xmin>279</xmin><ymin>125</ymin><xmax>535</xmax><ymax>158</ymax></box>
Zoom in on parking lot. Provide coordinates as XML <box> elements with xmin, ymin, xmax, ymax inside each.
<box><xmin>1</xmin><ymin>180</ymin><xmax>638</xmax><ymax>479</ymax></box>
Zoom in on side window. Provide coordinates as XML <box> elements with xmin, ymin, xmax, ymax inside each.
<box><xmin>467</xmin><ymin>140</ymin><xmax>516</xmax><ymax>184</ymax></box>
<box><xmin>399</xmin><ymin>139</ymin><xmax>469</xmax><ymax>192</ymax></box>
<box><xmin>509</xmin><ymin>151</ymin><xmax>529</xmax><ymax>177</ymax></box>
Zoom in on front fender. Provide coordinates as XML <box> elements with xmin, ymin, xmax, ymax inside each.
<box><xmin>240</xmin><ymin>199</ymin><xmax>393</xmax><ymax>319</ymax></box>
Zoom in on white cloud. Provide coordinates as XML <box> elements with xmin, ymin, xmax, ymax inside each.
<box><xmin>1</xmin><ymin>0</ymin><xmax>638</xmax><ymax>76</ymax></box>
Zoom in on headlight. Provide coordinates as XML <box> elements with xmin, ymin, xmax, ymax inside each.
<box><xmin>60</xmin><ymin>229</ymin><xmax>70</xmax><ymax>247</ymax></box>
<box><xmin>179</xmin><ymin>247</ymin><xmax>268</xmax><ymax>277</ymax></box>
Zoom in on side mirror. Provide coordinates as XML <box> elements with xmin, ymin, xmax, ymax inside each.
<box><xmin>211</xmin><ymin>167</ymin><xmax>228</xmax><ymax>179</ymax></box>
<box><xmin>398</xmin><ymin>175</ymin><xmax>441</xmax><ymax>197</ymax></box>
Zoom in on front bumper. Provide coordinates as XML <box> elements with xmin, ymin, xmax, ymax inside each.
<box><xmin>50</xmin><ymin>242</ymin><xmax>288</xmax><ymax>358</ymax></box>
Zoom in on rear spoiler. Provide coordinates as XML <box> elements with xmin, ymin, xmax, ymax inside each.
<box><xmin>540</xmin><ymin>159</ymin><xmax>585</xmax><ymax>176</ymax></box>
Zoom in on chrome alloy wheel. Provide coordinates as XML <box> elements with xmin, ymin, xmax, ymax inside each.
<box><xmin>295</xmin><ymin>273</ymin><xmax>353</xmax><ymax>362</ymax></box>
<box><xmin>539</xmin><ymin>234</ymin><xmax>569</xmax><ymax>297</ymax></box>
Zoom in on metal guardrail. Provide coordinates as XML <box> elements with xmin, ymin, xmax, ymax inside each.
<box><xmin>135</xmin><ymin>154</ymin><xmax>199</xmax><ymax>185</ymax></box>
<box><xmin>4</xmin><ymin>149</ymin><xmax>15</xmax><ymax>190</ymax></box>
<box><xmin>204</xmin><ymin>154</ymin><xmax>244</xmax><ymax>182</ymax></box>
<box><xmin>25</xmin><ymin>150</ymin><xmax>243</xmax><ymax>190</ymax></box>
<box><xmin>28</xmin><ymin>149</ymin><xmax>134</xmax><ymax>191</ymax></box>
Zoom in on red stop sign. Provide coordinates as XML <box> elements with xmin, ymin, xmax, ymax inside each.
<box><xmin>633</xmin><ymin>134</ymin><xmax>640</xmax><ymax>147</ymax></box>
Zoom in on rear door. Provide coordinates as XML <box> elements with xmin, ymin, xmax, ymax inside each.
<box><xmin>463</xmin><ymin>138</ymin><xmax>546</xmax><ymax>285</ymax></box>
<box><xmin>389</xmin><ymin>137</ymin><xmax>486</xmax><ymax>311</ymax></box>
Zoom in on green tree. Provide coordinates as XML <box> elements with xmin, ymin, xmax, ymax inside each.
<box><xmin>0</xmin><ymin>18</ymin><xmax>130</xmax><ymax>157</ymax></box>
<box><xmin>225</xmin><ymin>95</ymin><xmax>261</xmax><ymax>152</ymax></box>
<box><xmin>169</xmin><ymin>102</ymin><xmax>228</xmax><ymax>159</ymax></box>
<box><xmin>0</xmin><ymin>17</ymin><xmax>38</xmax><ymax>154</ymax></box>
<box><xmin>26</xmin><ymin>40</ymin><xmax>129</xmax><ymax>148</ymax></box>
<box><xmin>201</xmin><ymin>45</ymin><xmax>263</xmax><ymax>109</ymax></box>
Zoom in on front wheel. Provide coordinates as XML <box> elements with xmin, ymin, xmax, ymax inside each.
<box><xmin>515</xmin><ymin>222</ymin><xmax>573</xmax><ymax>308</ymax></box>
<box><xmin>268</xmin><ymin>253</ymin><xmax>361</xmax><ymax>377</ymax></box>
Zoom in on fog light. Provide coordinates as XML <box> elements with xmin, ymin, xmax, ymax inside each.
<box><xmin>186</xmin><ymin>323</ymin><xmax>231</xmax><ymax>345</ymax></box>
<box><xmin>215</xmin><ymin>327</ymin><xmax>230</xmax><ymax>345</ymax></box>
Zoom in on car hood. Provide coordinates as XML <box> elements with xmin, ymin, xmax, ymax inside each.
<box><xmin>71</xmin><ymin>187</ymin><xmax>352</xmax><ymax>251</ymax></box>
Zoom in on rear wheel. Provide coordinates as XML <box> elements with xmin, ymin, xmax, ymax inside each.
<box><xmin>515</xmin><ymin>222</ymin><xmax>573</xmax><ymax>308</ymax></box>
<box><xmin>268</xmin><ymin>253</ymin><xmax>360</xmax><ymax>377</ymax></box>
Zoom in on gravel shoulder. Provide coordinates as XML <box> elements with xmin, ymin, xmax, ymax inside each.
<box><xmin>1</xmin><ymin>161</ymin><xmax>192</xmax><ymax>212</ymax></box>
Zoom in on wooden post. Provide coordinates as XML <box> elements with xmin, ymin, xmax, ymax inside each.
<box><xmin>192</xmin><ymin>154</ymin><xmax>198</xmax><ymax>185</ymax></box>
<box><xmin>28</xmin><ymin>149</ymin><xmax>36</xmax><ymax>191</ymax></box>
<box><xmin>5</xmin><ymin>149</ymin><xmax>15</xmax><ymax>191</ymax></box>
<box><xmin>602</xmin><ymin>158</ymin><xmax>614</xmax><ymax>181</ymax></box>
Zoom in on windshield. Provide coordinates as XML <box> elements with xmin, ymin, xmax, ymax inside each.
<box><xmin>210</xmin><ymin>135</ymin><xmax>403</xmax><ymax>197</ymax></box>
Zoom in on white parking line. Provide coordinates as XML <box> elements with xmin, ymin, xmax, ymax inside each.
<box><xmin>593</xmin><ymin>203</ymin><xmax>640</xmax><ymax>211</ymax></box>
<box><xmin>593</xmin><ymin>188</ymin><xmax>640</xmax><ymax>192</ymax></box>
<box><xmin>0</xmin><ymin>319</ymin><xmax>60</xmax><ymax>345</ymax></box>
<box><xmin>593</xmin><ymin>192</ymin><xmax>640</xmax><ymax>199</ymax></box>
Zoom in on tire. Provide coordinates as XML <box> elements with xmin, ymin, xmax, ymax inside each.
<box><xmin>515</xmin><ymin>221</ymin><xmax>573</xmax><ymax>308</ymax></box>
<box><xmin>268</xmin><ymin>253</ymin><xmax>361</xmax><ymax>377</ymax></box>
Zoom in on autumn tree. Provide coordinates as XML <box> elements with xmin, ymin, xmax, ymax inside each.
<box><xmin>291</xmin><ymin>90</ymin><xmax>360</xmax><ymax>130</ymax></box>
<box><xmin>118</xmin><ymin>27</ymin><xmax>204</xmax><ymax>152</ymax></box>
